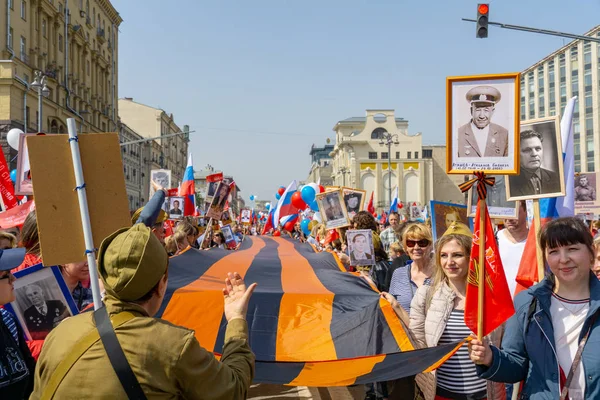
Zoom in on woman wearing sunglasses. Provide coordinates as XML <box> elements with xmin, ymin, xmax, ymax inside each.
<box><xmin>470</xmin><ymin>217</ymin><xmax>600</xmax><ymax>399</ymax></box>
<box><xmin>388</xmin><ymin>223</ymin><xmax>434</xmax><ymax>312</ymax></box>
<box><xmin>0</xmin><ymin>247</ymin><xmax>36</xmax><ymax>399</ymax></box>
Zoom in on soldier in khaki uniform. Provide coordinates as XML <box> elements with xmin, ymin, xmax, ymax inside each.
<box><xmin>31</xmin><ymin>223</ymin><xmax>256</xmax><ymax>399</ymax></box>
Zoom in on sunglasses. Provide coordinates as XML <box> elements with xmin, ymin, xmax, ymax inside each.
<box><xmin>406</xmin><ymin>239</ymin><xmax>430</xmax><ymax>248</ymax></box>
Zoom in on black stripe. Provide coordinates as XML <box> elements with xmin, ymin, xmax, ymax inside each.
<box><xmin>355</xmin><ymin>340</ymin><xmax>464</xmax><ymax>384</ymax></box>
<box><xmin>289</xmin><ymin>239</ymin><xmax>400</xmax><ymax>359</ymax></box>
<box><xmin>156</xmin><ymin>242</ymin><xmax>252</xmax><ymax>318</ymax></box>
<box><xmin>253</xmin><ymin>360</ymin><xmax>305</xmax><ymax>385</ymax></box>
<box><xmin>213</xmin><ymin>237</ymin><xmax>284</xmax><ymax>361</ymax></box>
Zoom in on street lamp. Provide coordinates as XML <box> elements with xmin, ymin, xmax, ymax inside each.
<box><xmin>379</xmin><ymin>132</ymin><xmax>399</xmax><ymax>208</ymax></box>
<box><xmin>30</xmin><ymin>71</ymin><xmax>50</xmax><ymax>133</ymax></box>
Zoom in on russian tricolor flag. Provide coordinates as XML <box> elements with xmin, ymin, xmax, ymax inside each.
<box><xmin>515</xmin><ymin>96</ymin><xmax>577</xmax><ymax>294</ymax></box>
<box><xmin>179</xmin><ymin>153</ymin><xmax>196</xmax><ymax>216</ymax></box>
<box><xmin>389</xmin><ymin>187</ymin><xmax>399</xmax><ymax>214</ymax></box>
<box><xmin>273</xmin><ymin>180</ymin><xmax>300</xmax><ymax>228</ymax></box>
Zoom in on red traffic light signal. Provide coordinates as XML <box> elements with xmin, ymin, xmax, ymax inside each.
<box><xmin>476</xmin><ymin>3</ymin><xmax>489</xmax><ymax>38</ymax></box>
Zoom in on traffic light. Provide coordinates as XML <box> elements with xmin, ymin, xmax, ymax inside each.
<box><xmin>476</xmin><ymin>3</ymin><xmax>489</xmax><ymax>38</ymax></box>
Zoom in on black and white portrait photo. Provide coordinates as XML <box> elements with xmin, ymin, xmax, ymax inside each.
<box><xmin>316</xmin><ymin>189</ymin><xmax>350</xmax><ymax>230</ymax></box>
<box><xmin>150</xmin><ymin>169</ymin><xmax>172</xmax><ymax>197</ymax></box>
<box><xmin>342</xmin><ymin>188</ymin><xmax>365</xmax><ymax>219</ymax></box>
<box><xmin>575</xmin><ymin>172</ymin><xmax>600</xmax><ymax>214</ymax></box>
<box><xmin>240</xmin><ymin>209</ymin><xmax>252</xmax><ymax>225</ymax></box>
<box><xmin>467</xmin><ymin>175</ymin><xmax>518</xmax><ymax>219</ymax></box>
<box><xmin>206</xmin><ymin>181</ymin><xmax>218</xmax><ymax>198</ymax></box>
<box><xmin>346</xmin><ymin>229</ymin><xmax>375</xmax><ymax>267</ymax></box>
<box><xmin>206</xmin><ymin>181</ymin><xmax>231</xmax><ymax>219</ymax></box>
<box><xmin>446</xmin><ymin>73</ymin><xmax>520</xmax><ymax>175</ymax></box>
<box><xmin>7</xmin><ymin>265</ymin><xmax>77</xmax><ymax>341</ymax></box>
<box><xmin>221</xmin><ymin>224</ymin><xmax>236</xmax><ymax>249</ymax></box>
<box><xmin>169</xmin><ymin>196</ymin><xmax>184</xmax><ymax>219</ymax></box>
<box><xmin>507</xmin><ymin>117</ymin><xmax>565</xmax><ymax>201</ymax></box>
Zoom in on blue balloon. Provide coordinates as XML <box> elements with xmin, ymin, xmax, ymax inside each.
<box><xmin>9</xmin><ymin>169</ymin><xmax>17</xmax><ymax>183</ymax></box>
<box><xmin>309</xmin><ymin>200</ymin><xmax>319</xmax><ymax>212</ymax></box>
<box><xmin>301</xmin><ymin>219</ymin><xmax>311</xmax><ymax>235</ymax></box>
<box><xmin>265</xmin><ymin>203</ymin><xmax>271</xmax><ymax>211</ymax></box>
<box><xmin>300</xmin><ymin>186</ymin><xmax>316</xmax><ymax>205</ymax></box>
<box><xmin>249</xmin><ymin>195</ymin><xmax>255</xmax><ymax>201</ymax></box>
<box><xmin>275</xmin><ymin>193</ymin><xmax>281</xmax><ymax>200</ymax></box>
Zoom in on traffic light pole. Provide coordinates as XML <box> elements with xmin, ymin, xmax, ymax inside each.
<box><xmin>462</xmin><ymin>18</ymin><xmax>600</xmax><ymax>44</ymax></box>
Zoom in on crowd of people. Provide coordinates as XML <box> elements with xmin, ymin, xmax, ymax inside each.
<box><xmin>3</xmin><ymin>178</ymin><xmax>600</xmax><ymax>399</ymax></box>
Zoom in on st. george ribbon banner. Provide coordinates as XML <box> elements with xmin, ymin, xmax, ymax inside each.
<box><xmin>158</xmin><ymin>236</ymin><xmax>465</xmax><ymax>386</ymax></box>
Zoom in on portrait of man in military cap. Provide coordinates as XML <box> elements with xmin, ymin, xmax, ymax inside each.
<box><xmin>457</xmin><ymin>86</ymin><xmax>509</xmax><ymax>158</ymax></box>
<box><xmin>446</xmin><ymin>73</ymin><xmax>519</xmax><ymax>175</ymax></box>
<box><xmin>507</xmin><ymin>117</ymin><xmax>565</xmax><ymax>200</ymax></box>
<box><xmin>342</xmin><ymin>188</ymin><xmax>365</xmax><ymax>219</ymax></box>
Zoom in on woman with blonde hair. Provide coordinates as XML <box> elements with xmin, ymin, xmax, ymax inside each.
<box><xmin>14</xmin><ymin>211</ymin><xmax>42</xmax><ymax>272</ymax></box>
<box><xmin>165</xmin><ymin>231</ymin><xmax>189</xmax><ymax>256</ymax></box>
<box><xmin>388</xmin><ymin>223</ymin><xmax>434</xmax><ymax>312</ymax></box>
<box><xmin>0</xmin><ymin>231</ymin><xmax>17</xmax><ymax>250</ymax></box>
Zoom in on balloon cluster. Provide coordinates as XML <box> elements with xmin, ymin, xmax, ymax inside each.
<box><xmin>6</xmin><ymin>128</ymin><xmax>23</xmax><ymax>184</ymax></box>
<box><xmin>269</xmin><ymin>182</ymin><xmax>327</xmax><ymax>234</ymax></box>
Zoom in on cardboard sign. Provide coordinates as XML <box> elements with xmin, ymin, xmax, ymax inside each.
<box><xmin>27</xmin><ymin>134</ymin><xmax>131</xmax><ymax>266</ymax></box>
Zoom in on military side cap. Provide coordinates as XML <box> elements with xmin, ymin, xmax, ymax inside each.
<box><xmin>466</xmin><ymin>86</ymin><xmax>501</xmax><ymax>105</ymax></box>
<box><xmin>442</xmin><ymin>222</ymin><xmax>472</xmax><ymax>238</ymax></box>
<box><xmin>130</xmin><ymin>208</ymin><xmax>167</xmax><ymax>226</ymax></box>
<box><xmin>98</xmin><ymin>224</ymin><xmax>168</xmax><ymax>302</ymax></box>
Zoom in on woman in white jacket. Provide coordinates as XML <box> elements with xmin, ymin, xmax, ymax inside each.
<box><xmin>386</xmin><ymin>222</ymin><xmax>505</xmax><ymax>400</ymax></box>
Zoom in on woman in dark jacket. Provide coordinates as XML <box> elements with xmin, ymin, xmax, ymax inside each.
<box><xmin>470</xmin><ymin>217</ymin><xmax>600</xmax><ymax>399</ymax></box>
<box><xmin>0</xmin><ymin>248</ymin><xmax>35</xmax><ymax>399</ymax></box>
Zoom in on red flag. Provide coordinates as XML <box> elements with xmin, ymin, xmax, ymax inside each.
<box><xmin>465</xmin><ymin>203</ymin><xmax>515</xmax><ymax>337</ymax></box>
<box><xmin>367</xmin><ymin>192</ymin><xmax>375</xmax><ymax>216</ymax></box>
<box><xmin>0</xmin><ymin>200</ymin><xmax>35</xmax><ymax>228</ymax></box>
<box><xmin>381</xmin><ymin>212</ymin><xmax>387</xmax><ymax>225</ymax></box>
<box><xmin>0</xmin><ymin>151</ymin><xmax>19</xmax><ymax>210</ymax></box>
<box><xmin>323</xmin><ymin>229</ymin><xmax>339</xmax><ymax>245</ymax></box>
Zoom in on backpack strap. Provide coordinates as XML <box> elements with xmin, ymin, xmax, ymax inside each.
<box><xmin>41</xmin><ymin>311</ymin><xmax>136</xmax><ymax>400</ymax></box>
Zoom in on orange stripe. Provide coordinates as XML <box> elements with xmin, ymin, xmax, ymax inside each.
<box><xmin>275</xmin><ymin>238</ymin><xmax>337</xmax><ymax>362</ymax></box>
<box><xmin>162</xmin><ymin>237</ymin><xmax>265</xmax><ymax>352</ymax></box>
<box><xmin>423</xmin><ymin>338</ymin><xmax>470</xmax><ymax>372</ymax></box>
<box><xmin>379</xmin><ymin>297</ymin><xmax>414</xmax><ymax>351</ymax></box>
<box><xmin>289</xmin><ymin>355</ymin><xmax>385</xmax><ymax>386</ymax></box>
<box><xmin>331</xmin><ymin>251</ymin><xmax>347</xmax><ymax>272</ymax></box>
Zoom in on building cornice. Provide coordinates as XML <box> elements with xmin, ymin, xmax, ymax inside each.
<box><xmin>98</xmin><ymin>0</ymin><xmax>123</xmax><ymax>26</ymax></box>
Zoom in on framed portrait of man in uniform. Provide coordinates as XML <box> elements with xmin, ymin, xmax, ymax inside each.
<box><xmin>506</xmin><ymin>116</ymin><xmax>565</xmax><ymax>201</ymax></box>
<box><xmin>575</xmin><ymin>172</ymin><xmax>600</xmax><ymax>215</ymax></box>
<box><xmin>316</xmin><ymin>189</ymin><xmax>350</xmax><ymax>230</ymax></box>
<box><xmin>5</xmin><ymin>264</ymin><xmax>79</xmax><ymax>341</ymax></box>
<box><xmin>446</xmin><ymin>73</ymin><xmax>520</xmax><ymax>175</ymax></box>
<box><xmin>467</xmin><ymin>175</ymin><xmax>518</xmax><ymax>219</ymax></box>
<box><xmin>342</xmin><ymin>188</ymin><xmax>366</xmax><ymax>220</ymax></box>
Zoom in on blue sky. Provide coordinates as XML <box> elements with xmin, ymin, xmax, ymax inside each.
<box><xmin>112</xmin><ymin>0</ymin><xmax>600</xmax><ymax>202</ymax></box>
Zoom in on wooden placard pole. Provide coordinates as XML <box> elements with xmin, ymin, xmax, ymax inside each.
<box><xmin>200</xmin><ymin>218</ymin><xmax>214</xmax><ymax>249</ymax></box>
<box><xmin>477</xmin><ymin>197</ymin><xmax>486</xmax><ymax>341</ymax></box>
<box><xmin>532</xmin><ymin>199</ymin><xmax>545</xmax><ymax>282</ymax></box>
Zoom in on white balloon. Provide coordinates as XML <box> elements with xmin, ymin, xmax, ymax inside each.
<box><xmin>308</xmin><ymin>183</ymin><xmax>319</xmax><ymax>192</ymax></box>
<box><xmin>7</xmin><ymin>128</ymin><xmax>24</xmax><ymax>150</ymax></box>
<box><xmin>313</xmin><ymin>211</ymin><xmax>323</xmax><ymax>223</ymax></box>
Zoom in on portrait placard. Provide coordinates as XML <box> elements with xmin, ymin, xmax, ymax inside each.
<box><xmin>575</xmin><ymin>172</ymin><xmax>600</xmax><ymax>214</ymax></box>
<box><xmin>221</xmin><ymin>224</ymin><xmax>237</xmax><ymax>249</ymax></box>
<box><xmin>342</xmin><ymin>187</ymin><xmax>366</xmax><ymax>220</ymax></box>
<box><xmin>316</xmin><ymin>189</ymin><xmax>350</xmax><ymax>230</ymax></box>
<box><xmin>168</xmin><ymin>196</ymin><xmax>184</xmax><ymax>220</ymax></box>
<box><xmin>15</xmin><ymin>133</ymin><xmax>36</xmax><ymax>195</ymax></box>
<box><xmin>429</xmin><ymin>200</ymin><xmax>469</xmax><ymax>242</ymax></box>
<box><xmin>206</xmin><ymin>181</ymin><xmax>231</xmax><ymax>220</ymax></box>
<box><xmin>506</xmin><ymin>116</ymin><xmax>565</xmax><ymax>201</ymax></box>
<box><xmin>4</xmin><ymin>264</ymin><xmax>79</xmax><ymax>341</ymax></box>
<box><xmin>467</xmin><ymin>175</ymin><xmax>518</xmax><ymax>219</ymax></box>
<box><xmin>240</xmin><ymin>209</ymin><xmax>252</xmax><ymax>225</ymax></box>
<box><xmin>346</xmin><ymin>229</ymin><xmax>375</xmax><ymax>266</ymax></box>
<box><xmin>446</xmin><ymin>73</ymin><xmax>520</xmax><ymax>175</ymax></box>
<box><xmin>221</xmin><ymin>209</ymin><xmax>233</xmax><ymax>225</ymax></box>
<box><xmin>150</xmin><ymin>169</ymin><xmax>171</xmax><ymax>197</ymax></box>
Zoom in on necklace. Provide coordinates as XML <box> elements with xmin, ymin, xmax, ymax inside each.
<box><xmin>553</xmin><ymin>293</ymin><xmax>589</xmax><ymax>316</ymax></box>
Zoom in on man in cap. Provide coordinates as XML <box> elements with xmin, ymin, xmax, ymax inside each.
<box><xmin>457</xmin><ymin>86</ymin><xmax>509</xmax><ymax>158</ymax></box>
<box><xmin>575</xmin><ymin>174</ymin><xmax>596</xmax><ymax>201</ymax></box>
<box><xmin>508</xmin><ymin>129</ymin><xmax>560</xmax><ymax>197</ymax></box>
<box><xmin>31</xmin><ymin>223</ymin><xmax>257</xmax><ymax>399</ymax></box>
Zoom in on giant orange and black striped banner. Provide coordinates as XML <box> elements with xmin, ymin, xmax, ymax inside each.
<box><xmin>158</xmin><ymin>236</ymin><xmax>465</xmax><ymax>386</ymax></box>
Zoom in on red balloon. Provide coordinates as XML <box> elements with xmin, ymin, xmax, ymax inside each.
<box><xmin>273</xmin><ymin>230</ymin><xmax>281</xmax><ymax>237</ymax></box>
<box><xmin>277</xmin><ymin>187</ymin><xmax>286</xmax><ymax>196</ymax></box>
<box><xmin>374</xmin><ymin>213</ymin><xmax>378</xmax><ymax>218</ymax></box>
<box><xmin>319</xmin><ymin>185</ymin><xmax>325</xmax><ymax>193</ymax></box>
<box><xmin>284</xmin><ymin>220</ymin><xmax>295</xmax><ymax>232</ymax></box>
<box><xmin>398</xmin><ymin>203</ymin><xmax>404</xmax><ymax>209</ymax></box>
<box><xmin>291</xmin><ymin>191</ymin><xmax>307</xmax><ymax>209</ymax></box>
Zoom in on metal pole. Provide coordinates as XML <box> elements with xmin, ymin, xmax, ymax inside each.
<box><xmin>387</xmin><ymin>137</ymin><xmax>392</xmax><ymax>208</ymax></box>
<box><xmin>37</xmin><ymin>87</ymin><xmax>42</xmax><ymax>133</ymax></box>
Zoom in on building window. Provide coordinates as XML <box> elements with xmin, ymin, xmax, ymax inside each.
<box><xmin>395</xmin><ymin>151</ymin><xmax>400</xmax><ymax>159</ymax></box>
<box><xmin>87</xmin><ymin>60</ymin><xmax>90</xmax><ymax>76</ymax></box>
<box><xmin>371</xmin><ymin>128</ymin><xmax>387</xmax><ymax>140</ymax></box>
<box><xmin>21</xmin><ymin>0</ymin><xmax>26</xmax><ymax>20</ymax></box>
<box><xmin>520</xmin><ymin>77</ymin><xmax>526</xmax><ymax>119</ymax></box>
<box><xmin>42</xmin><ymin>19</ymin><xmax>47</xmax><ymax>38</ymax></box>
<box><xmin>572</xmin><ymin>70</ymin><xmax>579</xmax><ymax>97</ymax></box>
<box><xmin>20</xmin><ymin>36</ymin><xmax>26</xmax><ymax>60</ymax></box>
<box><xmin>414</xmin><ymin>151</ymin><xmax>419</xmax><ymax>159</ymax></box>
<box><xmin>8</xmin><ymin>28</ymin><xmax>13</xmax><ymax>49</ymax></box>
<box><xmin>9</xmin><ymin>0</ymin><xmax>13</xmax><ymax>10</ymax></box>
<box><xmin>58</xmin><ymin>2</ymin><xmax>62</xmax><ymax>14</ymax></box>
<box><xmin>25</xmin><ymin>106</ymin><xmax>30</xmax><ymax>127</ymax></box>
<box><xmin>381</xmin><ymin>152</ymin><xmax>389</xmax><ymax>159</ymax></box>
<box><xmin>423</xmin><ymin>149</ymin><xmax>433</xmax><ymax>158</ymax></box>
<box><xmin>58</xmin><ymin>34</ymin><xmax>63</xmax><ymax>52</ymax></box>
<box><xmin>407</xmin><ymin>152</ymin><xmax>412</xmax><ymax>159</ymax></box>
<box><xmin>585</xmin><ymin>94</ymin><xmax>593</xmax><ymax>115</ymax></box>
<box><xmin>368</xmin><ymin>152</ymin><xmax>377</xmax><ymax>160</ymax></box>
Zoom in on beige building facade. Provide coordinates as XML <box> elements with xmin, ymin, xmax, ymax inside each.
<box><xmin>329</xmin><ymin>110</ymin><xmax>464</xmax><ymax>211</ymax></box>
<box><xmin>0</xmin><ymin>0</ymin><xmax>122</xmax><ymax>167</ymax></box>
<box><xmin>521</xmin><ymin>25</ymin><xmax>600</xmax><ymax>173</ymax></box>
<box><xmin>118</xmin><ymin>97</ymin><xmax>189</xmax><ymax>196</ymax></box>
